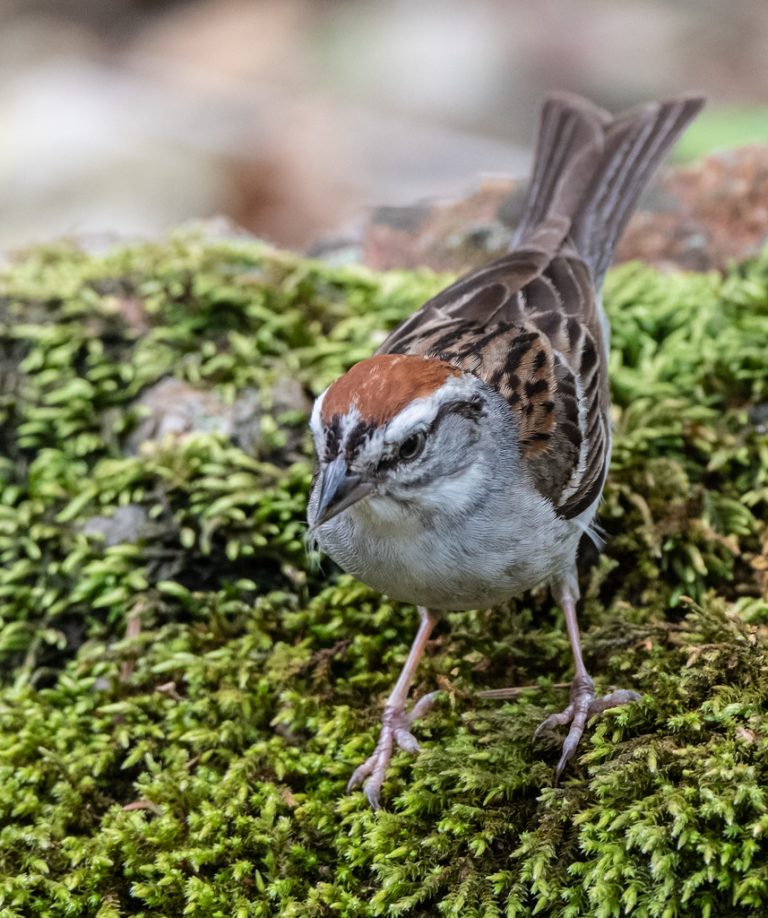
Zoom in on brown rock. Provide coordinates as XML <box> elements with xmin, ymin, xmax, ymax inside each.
<box><xmin>357</xmin><ymin>146</ymin><xmax>768</xmax><ymax>276</ymax></box>
<box><xmin>617</xmin><ymin>145</ymin><xmax>768</xmax><ymax>271</ymax></box>
<box><xmin>361</xmin><ymin>177</ymin><xmax>522</xmax><ymax>273</ymax></box>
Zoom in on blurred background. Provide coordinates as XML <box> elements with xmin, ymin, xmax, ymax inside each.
<box><xmin>2</xmin><ymin>0</ymin><xmax>768</xmax><ymax>252</ymax></box>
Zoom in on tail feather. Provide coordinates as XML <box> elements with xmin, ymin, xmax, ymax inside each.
<box><xmin>514</xmin><ymin>92</ymin><xmax>609</xmax><ymax>236</ymax></box>
<box><xmin>515</xmin><ymin>92</ymin><xmax>705</xmax><ymax>287</ymax></box>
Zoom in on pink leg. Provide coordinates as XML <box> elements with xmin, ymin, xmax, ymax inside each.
<box><xmin>348</xmin><ymin>606</ymin><xmax>440</xmax><ymax>809</ymax></box>
<box><xmin>535</xmin><ymin>583</ymin><xmax>640</xmax><ymax>780</ymax></box>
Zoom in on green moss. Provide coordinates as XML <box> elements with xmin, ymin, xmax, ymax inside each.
<box><xmin>0</xmin><ymin>228</ymin><xmax>767</xmax><ymax>917</ymax></box>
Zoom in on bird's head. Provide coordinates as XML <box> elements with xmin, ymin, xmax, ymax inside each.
<box><xmin>307</xmin><ymin>353</ymin><xmax>515</xmax><ymax>532</ymax></box>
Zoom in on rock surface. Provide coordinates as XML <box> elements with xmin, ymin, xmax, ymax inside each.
<box><xmin>355</xmin><ymin>146</ymin><xmax>768</xmax><ymax>275</ymax></box>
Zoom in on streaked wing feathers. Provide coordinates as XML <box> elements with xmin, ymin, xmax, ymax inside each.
<box><xmin>377</xmin><ymin>242</ymin><xmax>609</xmax><ymax>520</ymax></box>
<box><xmin>374</xmin><ymin>91</ymin><xmax>702</xmax><ymax>520</ymax></box>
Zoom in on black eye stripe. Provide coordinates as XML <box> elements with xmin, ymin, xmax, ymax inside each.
<box><xmin>372</xmin><ymin>397</ymin><xmax>485</xmax><ymax>472</ymax></box>
<box><xmin>430</xmin><ymin>396</ymin><xmax>486</xmax><ymax>429</ymax></box>
<box><xmin>330</xmin><ymin>396</ymin><xmax>485</xmax><ymax>470</ymax></box>
<box><xmin>344</xmin><ymin>419</ymin><xmax>376</xmax><ymax>460</ymax></box>
<box><xmin>323</xmin><ymin>415</ymin><xmax>342</xmax><ymax>461</ymax></box>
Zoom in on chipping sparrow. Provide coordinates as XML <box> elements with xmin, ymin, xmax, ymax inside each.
<box><xmin>307</xmin><ymin>92</ymin><xmax>705</xmax><ymax>808</ymax></box>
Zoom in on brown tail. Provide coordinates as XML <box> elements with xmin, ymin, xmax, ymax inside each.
<box><xmin>514</xmin><ymin>91</ymin><xmax>705</xmax><ymax>287</ymax></box>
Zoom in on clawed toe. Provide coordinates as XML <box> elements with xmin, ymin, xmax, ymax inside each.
<box><xmin>587</xmin><ymin>688</ymin><xmax>641</xmax><ymax>716</ymax></box>
<box><xmin>346</xmin><ymin>719</ymin><xmax>417</xmax><ymax>810</ymax></box>
<box><xmin>534</xmin><ymin>706</ymin><xmax>575</xmax><ymax>738</ymax></box>
<box><xmin>534</xmin><ymin>676</ymin><xmax>640</xmax><ymax>780</ymax></box>
<box><xmin>347</xmin><ymin>692</ymin><xmax>440</xmax><ymax>809</ymax></box>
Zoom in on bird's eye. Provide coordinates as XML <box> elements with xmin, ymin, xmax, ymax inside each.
<box><xmin>398</xmin><ymin>431</ymin><xmax>426</xmax><ymax>462</ymax></box>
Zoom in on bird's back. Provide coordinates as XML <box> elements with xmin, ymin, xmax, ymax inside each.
<box><xmin>378</xmin><ymin>92</ymin><xmax>705</xmax><ymax>520</ymax></box>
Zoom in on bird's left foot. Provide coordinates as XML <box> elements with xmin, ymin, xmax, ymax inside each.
<box><xmin>534</xmin><ymin>675</ymin><xmax>640</xmax><ymax>779</ymax></box>
<box><xmin>347</xmin><ymin>691</ymin><xmax>439</xmax><ymax>810</ymax></box>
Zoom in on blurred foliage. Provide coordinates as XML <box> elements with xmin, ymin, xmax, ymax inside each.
<box><xmin>0</xmin><ymin>228</ymin><xmax>767</xmax><ymax>916</ymax></box>
<box><xmin>673</xmin><ymin>106</ymin><xmax>768</xmax><ymax>161</ymax></box>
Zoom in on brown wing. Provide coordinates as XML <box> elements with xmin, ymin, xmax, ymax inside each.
<box><xmin>376</xmin><ymin>92</ymin><xmax>703</xmax><ymax>519</ymax></box>
<box><xmin>515</xmin><ymin>249</ymin><xmax>611</xmax><ymax>520</ymax></box>
<box><xmin>377</xmin><ymin>218</ymin><xmax>569</xmax><ymax>358</ymax></box>
<box><xmin>378</xmin><ymin>232</ymin><xmax>609</xmax><ymax>519</ymax></box>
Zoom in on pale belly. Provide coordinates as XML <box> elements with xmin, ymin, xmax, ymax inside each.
<box><xmin>315</xmin><ymin>503</ymin><xmax>582</xmax><ymax>611</ymax></box>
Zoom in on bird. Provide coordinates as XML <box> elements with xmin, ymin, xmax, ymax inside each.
<box><xmin>306</xmin><ymin>91</ymin><xmax>705</xmax><ymax>809</ymax></box>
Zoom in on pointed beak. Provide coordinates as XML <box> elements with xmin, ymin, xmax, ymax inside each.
<box><xmin>311</xmin><ymin>456</ymin><xmax>375</xmax><ymax>528</ymax></box>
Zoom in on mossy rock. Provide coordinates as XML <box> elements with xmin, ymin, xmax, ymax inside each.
<box><xmin>0</xmin><ymin>228</ymin><xmax>767</xmax><ymax>917</ymax></box>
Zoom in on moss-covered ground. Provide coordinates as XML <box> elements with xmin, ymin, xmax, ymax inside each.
<box><xmin>0</xmin><ymin>230</ymin><xmax>767</xmax><ymax>917</ymax></box>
